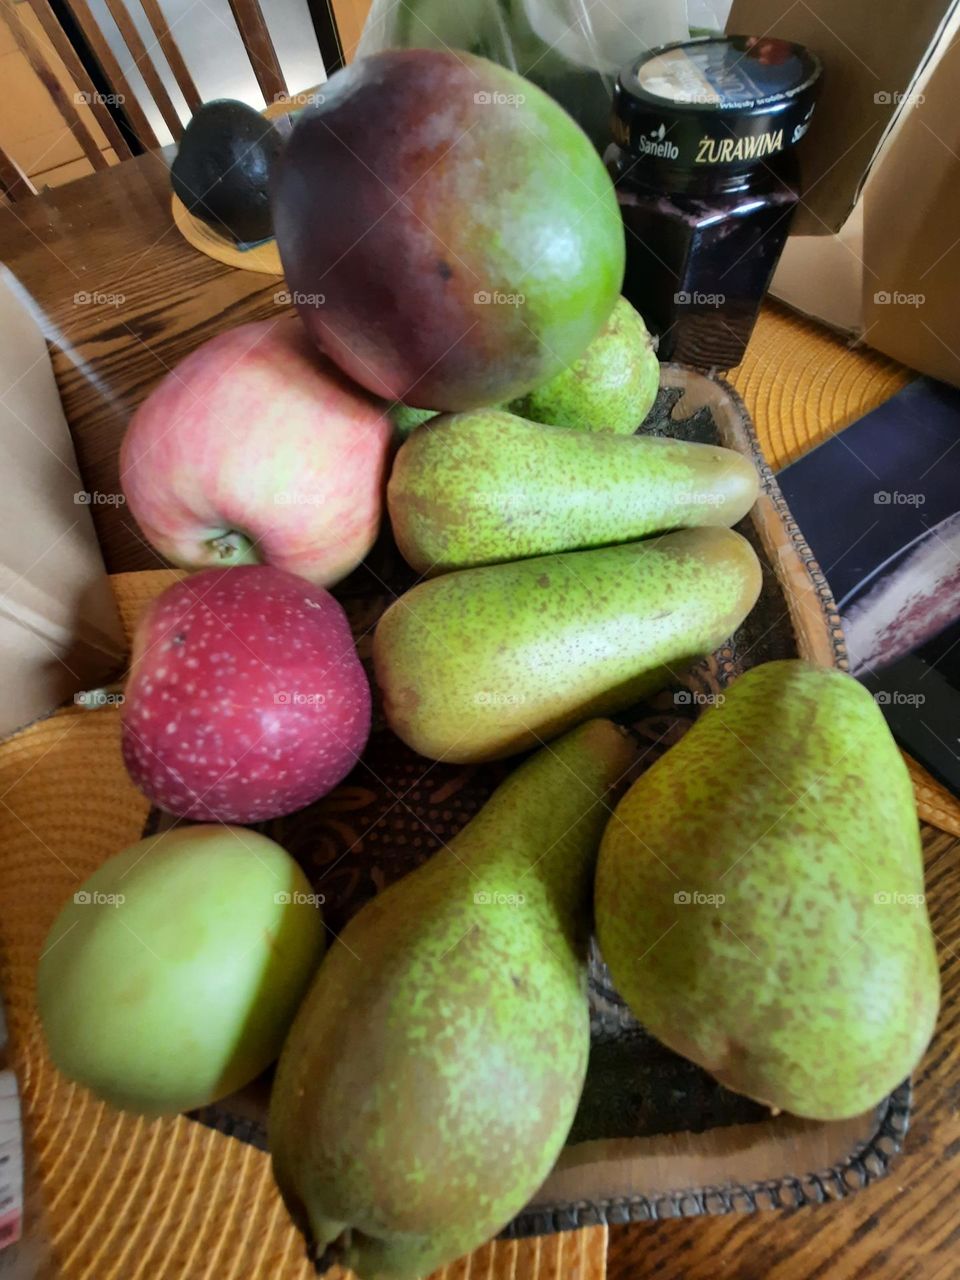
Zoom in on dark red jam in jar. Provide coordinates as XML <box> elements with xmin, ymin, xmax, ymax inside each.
<box><xmin>608</xmin><ymin>36</ymin><xmax>821</xmax><ymax>370</ymax></box>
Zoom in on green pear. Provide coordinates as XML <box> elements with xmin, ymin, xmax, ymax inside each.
<box><xmin>270</xmin><ymin>719</ymin><xmax>636</xmax><ymax>1280</ymax></box>
<box><xmin>388</xmin><ymin>401</ymin><xmax>437</xmax><ymax>439</ymax></box>
<box><xmin>386</xmin><ymin>296</ymin><xmax>657</xmax><ymax>439</ymax></box>
<box><xmin>595</xmin><ymin>660</ymin><xmax>940</xmax><ymax>1121</ymax></box>
<box><xmin>507</xmin><ymin>296</ymin><xmax>659</xmax><ymax>433</ymax></box>
<box><xmin>373</xmin><ymin>527</ymin><xmax>761</xmax><ymax>763</ymax></box>
<box><xmin>388</xmin><ymin>409</ymin><xmax>759</xmax><ymax>575</ymax></box>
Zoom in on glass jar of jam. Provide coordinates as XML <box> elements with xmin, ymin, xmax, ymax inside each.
<box><xmin>608</xmin><ymin>35</ymin><xmax>821</xmax><ymax>370</ymax></box>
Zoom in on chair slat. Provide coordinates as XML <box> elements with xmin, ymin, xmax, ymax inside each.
<box><xmin>25</xmin><ymin>0</ymin><xmax>133</xmax><ymax>160</ymax></box>
<box><xmin>331</xmin><ymin>0</ymin><xmax>368</xmax><ymax>63</ymax></box>
<box><xmin>226</xmin><ymin>0</ymin><xmax>287</xmax><ymax>104</ymax></box>
<box><xmin>102</xmin><ymin>0</ymin><xmax>185</xmax><ymax>140</ymax></box>
<box><xmin>0</xmin><ymin>0</ymin><xmax>108</xmax><ymax>171</ymax></box>
<box><xmin>138</xmin><ymin>0</ymin><xmax>202</xmax><ymax>114</ymax></box>
<box><xmin>64</xmin><ymin>0</ymin><xmax>161</xmax><ymax>149</ymax></box>
<box><xmin>0</xmin><ymin>144</ymin><xmax>38</xmax><ymax>200</ymax></box>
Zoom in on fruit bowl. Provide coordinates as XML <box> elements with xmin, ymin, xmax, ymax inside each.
<box><xmin>145</xmin><ymin>366</ymin><xmax>909</xmax><ymax>1231</ymax></box>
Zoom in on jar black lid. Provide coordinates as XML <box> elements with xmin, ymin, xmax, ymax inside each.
<box><xmin>613</xmin><ymin>36</ymin><xmax>821</xmax><ymax>176</ymax></box>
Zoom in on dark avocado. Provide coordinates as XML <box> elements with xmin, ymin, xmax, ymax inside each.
<box><xmin>171</xmin><ymin>99</ymin><xmax>285</xmax><ymax>243</ymax></box>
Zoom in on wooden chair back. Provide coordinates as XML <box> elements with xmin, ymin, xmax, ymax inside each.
<box><xmin>0</xmin><ymin>0</ymin><xmax>295</xmax><ymax>197</ymax></box>
<box><xmin>1</xmin><ymin>0</ymin><xmax>131</xmax><ymax>171</ymax></box>
<box><xmin>0</xmin><ymin>142</ymin><xmax>38</xmax><ymax>201</ymax></box>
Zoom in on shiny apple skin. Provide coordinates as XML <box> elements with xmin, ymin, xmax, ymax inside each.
<box><xmin>120</xmin><ymin>318</ymin><xmax>392</xmax><ymax>587</ymax></box>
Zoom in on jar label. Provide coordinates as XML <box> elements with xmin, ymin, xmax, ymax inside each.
<box><xmin>695</xmin><ymin>129</ymin><xmax>785</xmax><ymax>163</ymax></box>
<box><xmin>636</xmin><ymin>48</ymin><xmax>722</xmax><ymax>106</ymax></box>
<box><xmin>635</xmin><ymin>39</ymin><xmax>813</xmax><ymax>109</ymax></box>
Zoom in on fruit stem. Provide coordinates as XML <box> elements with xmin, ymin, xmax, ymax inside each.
<box><xmin>207</xmin><ymin>531</ymin><xmax>260</xmax><ymax>566</ymax></box>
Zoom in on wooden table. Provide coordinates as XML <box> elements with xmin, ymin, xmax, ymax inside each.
<box><xmin>0</xmin><ymin>150</ymin><xmax>294</xmax><ymax>572</ymax></box>
<box><xmin>1</xmin><ymin>154</ymin><xmax>958</xmax><ymax>1280</ymax></box>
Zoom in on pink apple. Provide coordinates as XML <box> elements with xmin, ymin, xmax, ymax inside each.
<box><xmin>121</xmin><ymin>566</ymin><xmax>370</xmax><ymax>822</ymax></box>
<box><xmin>120</xmin><ymin>317</ymin><xmax>392</xmax><ymax>587</ymax></box>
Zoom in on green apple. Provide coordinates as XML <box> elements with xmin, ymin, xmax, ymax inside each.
<box><xmin>38</xmin><ymin>826</ymin><xmax>324</xmax><ymax>1115</ymax></box>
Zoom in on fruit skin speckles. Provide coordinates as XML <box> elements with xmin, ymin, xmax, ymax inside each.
<box><xmin>373</xmin><ymin>528</ymin><xmax>762</xmax><ymax>764</ymax></box>
<box><xmin>121</xmin><ymin>565</ymin><xmax>371</xmax><ymax>822</ymax></box>
<box><xmin>270</xmin><ymin>719</ymin><xmax>636</xmax><ymax>1280</ymax></box>
<box><xmin>596</xmin><ymin>660</ymin><xmax>940</xmax><ymax>1121</ymax></box>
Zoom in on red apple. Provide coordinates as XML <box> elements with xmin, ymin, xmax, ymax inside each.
<box><xmin>120</xmin><ymin>318</ymin><xmax>392</xmax><ymax>587</ymax></box>
<box><xmin>121</xmin><ymin>566</ymin><xmax>370</xmax><ymax>822</ymax></box>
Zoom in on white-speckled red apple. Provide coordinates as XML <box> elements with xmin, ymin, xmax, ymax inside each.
<box><xmin>121</xmin><ymin>566</ymin><xmax>370</xmax><ymax>822</ymax></box>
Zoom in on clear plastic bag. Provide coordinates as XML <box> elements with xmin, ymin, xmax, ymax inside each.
<box><xmin>357</xmin><ymin>0</ymin><xmax>732</xmax><ymax>151</ymax></box>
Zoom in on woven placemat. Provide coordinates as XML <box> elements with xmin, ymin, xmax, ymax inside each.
<box><xmin>730</xmin><ymin>301</ymin><xmax>911</xmax><ymax>468</ymax></box>
<box><xmin>171</xmin><ymin>195</ymin><xmax>283</xmax><ymax>276</ymax></box>
<box><xmin>0</xmin><ymin>305</ymin><xmax>954</xmax><ymax>1278</ymax></box>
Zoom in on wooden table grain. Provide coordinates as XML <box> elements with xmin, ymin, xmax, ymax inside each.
<box><xmin>0</xmin><ymin>150</ymin><xmax>292</xmax><ymax>572</ymax></box>
<box><xmin>1</xmin><ymin>154</ymin><xmax>957</xmax><ymax>1280</ymax></box>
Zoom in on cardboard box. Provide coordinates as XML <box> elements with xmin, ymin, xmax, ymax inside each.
<box><xmin>0</xmin><ymin>268</ymin><xmax>125</xmax><ymax>737</ymax></box>
<box><xmin>728</xmin><ymin>0</ymin><xmax>960</xmax><ymax>384</ymax></box>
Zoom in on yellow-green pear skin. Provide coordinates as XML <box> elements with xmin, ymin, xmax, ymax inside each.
<box><xmin>387</xmin><ymin>297</ymin><xmax>656</xmax><ymax>439</ymax></box>
<box><xmin>507</xmin><ymin>297</ymin><xmax>659</xmax><ymax>433</ymax></box>
<box><xmin>269</xmin><ymin>720</ymin><xmax>636</xmax><ymax>1280</ymax></box>
<box><xmin>373</xmin><ymin>527</ymin><xmax>762</xmax><ymax>763</ymax></box>
<box><xmin>388</xmin><ymin>401</ymin><xmax>437</xmax><ymax>439</ymax></box>
<box><xmin>388</xmin><ymin>409</ymin><xmax>759</xmax><ymax>575</ymax></box>
<box><xmin>595</xmin><ymin>660</ymin><xmax>940</xmax><ymax>1122</ymax></box>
